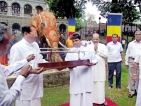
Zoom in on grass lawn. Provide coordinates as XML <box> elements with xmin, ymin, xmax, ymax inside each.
<box><xmin>41</xmin><ymin>63</ymin><xmax>137</xmax><ymax>106</ymax></box>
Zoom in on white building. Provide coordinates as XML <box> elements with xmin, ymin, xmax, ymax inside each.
<box><xmin>0</xmin><ymin>0</ymin><xmax>67</xmax><ymax>34</ymax></box>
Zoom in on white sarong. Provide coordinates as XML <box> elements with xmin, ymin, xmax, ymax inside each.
<box><xmin>92</xmin><ymin>81</ymin><xmax>105</xmax><ymax>104</ymax></box>
<box><xmin>70</xmin><ymin>92</ymin><xmax>92</xmax><ymax>106</ymax></box>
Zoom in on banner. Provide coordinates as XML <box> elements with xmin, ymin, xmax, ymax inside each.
<box><xmin>68</xmin><ymin>18</ymin><xmax>76</xmax><ymax>36</ymax></box>
<box><xmin>107</xmin><ymin>13</ymin><xmax>122</xmax><ymax>43</ymax></box>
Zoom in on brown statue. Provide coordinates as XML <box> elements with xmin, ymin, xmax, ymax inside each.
<box><xmin>30</xmin><ymin>6</ymin><xmax>66</xmax><ymax>62</ymax></box>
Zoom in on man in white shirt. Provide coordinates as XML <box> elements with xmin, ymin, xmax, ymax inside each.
<box><xmin>88</xmin><ymin>33</ymin><xmax>108</xmax><ymax>105</ymax></box>
<box><xmin>65</xmin><ymin>33</ymin><xmax>97</xmax><ymax>106</ymax></box>
<box><xmin>0</xmin><ymin>23</ymin><xmax>43</xmax><ymax>106</ymax></box>
<box><xmin>125</xmin><ymin>31</ymin><xmax>141</xmax><ymax>98</ymax></box>
<box><xmin>10</xmin><ymin>25</ymin><xmax>46</xmax><ymax>106</ymax></box>
<box><xmin>133</xmin><ymin>53</ymin><xmax>141</xmax><ymax>106</ymax></box>
<box><xmin>107</xmin><ymin>34</ymin><xmax>124</xmax><ymax>91</ymax></box>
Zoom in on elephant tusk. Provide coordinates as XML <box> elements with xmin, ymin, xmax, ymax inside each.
<box><xmin>59</xmin><ymin>41</ymin><xmax>67</xmax><ymax>49</ymax></box>
<box><xmin>45</xmin><ymin>37</ymin><xmax>52</xmax><ymax>47</ymax></box>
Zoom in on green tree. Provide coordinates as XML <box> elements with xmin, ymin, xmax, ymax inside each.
<box><xmin>91</xmin><ymin>0</ymin><xmax>140</xmax><ymax>23</ymax></box>
<box><xmin>45</xmin><ymin>0</ymin><xmax>87</xmax><ymax>19</ymax></box>
<box><xmin>134</xmin><ymin>0</ymin><xmax>141</xmax><ymax>13</ymax></box>
<box><xmin>137</xmin><ymin>24</ymin><xmax>141</xmax><ymax>30</ymax></box>
<box><xmin>76</xmin><ymin>18</ymin><xmax>85</xmax><ymax>31</ymax></box>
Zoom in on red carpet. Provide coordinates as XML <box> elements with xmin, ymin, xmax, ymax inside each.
<box><xmin>60</xmin><ymin>98</ymin><xmax>118</xmax><ymax>106</ymax></box>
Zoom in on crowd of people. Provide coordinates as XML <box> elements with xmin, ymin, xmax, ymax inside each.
<box><xmin>0</xmin><ymin>6</ymin><xmax>141</xmax><ymax>106</ymax></box>
<box><xmin>0</xmin><ymin>23</ymin><xmax>44</xmax><ymax>106</ymax></box>
<box><xmin>58</xmin><ymin>31</ymin><xmax>141</xmax><ymax>106</ymax></box>
<box><xmin>1</xmin><ymin>22</ymin><xmax>141</xmax><ymax>106</ymax></box>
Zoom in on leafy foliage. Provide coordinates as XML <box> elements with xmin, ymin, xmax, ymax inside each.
<box><xmin>91</xmin><ymin>0</ymin><xmax>140</xmax><ymax>23</ymax></box>
<box><xmin>76</xmin><ymin>18</ymin><xmax>85</xmax><ymax>31</ymax></box>
<box><xmin>137</xmin><ymin>24</ymin><xmax>141</xmax><ymax>30</ymax></box>
<box><xmin>45</xmin><ymin>0</ymin><xmax>87</xmax><ymax>19</ymax></box>
<box><xmin>134</xmin><ymin>0</ymin><xmax>141</xmax><ymax>13</ymax></box>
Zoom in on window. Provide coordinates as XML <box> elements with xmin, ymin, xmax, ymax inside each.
<box><xmin>12</xmin><ymin>3</ymin><xmax>20</xmax><ymax>14</ymax></box>
<box><xmin>24</xmin><ymin>4</ymin><xmax>32</xmax><ymax>14</ymax></box>
<box><xmin>12</xmin><ymin>23</ymin><xmax>20</xmax><ymax>31</ymax></box>
<box><xmin>59</xmin><ymin>24</ymin><xmax>66</xmax><ymax>33</ymax></box>
<box><xmin>0</xmin><ymin>1</ymin><xmax>7</xmax><ymax>12</ymax></box>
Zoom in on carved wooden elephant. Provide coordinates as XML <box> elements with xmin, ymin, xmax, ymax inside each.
<box><xmin>30</xmin><ymin>12</ymin><xmax>64</xmax><ymax>62</ymax></box>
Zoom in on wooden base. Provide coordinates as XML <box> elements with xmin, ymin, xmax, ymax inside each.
<box><xmin>38</xmin><ymin>59</ymin><xmax>90</xmax><ymax>70</ymax></box>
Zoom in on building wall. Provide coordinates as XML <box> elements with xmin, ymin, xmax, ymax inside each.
<box><xmin>0</xmin><ymin>0</ymin><xmax>67</xmax><ymax>34</ymax></box>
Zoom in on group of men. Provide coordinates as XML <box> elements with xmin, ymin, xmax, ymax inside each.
<box><xmin>88</xmin><ymin>31</ymin><xmax>141</xmax><ymax>106</ymax></box>
<box><xmin>66</xmin><ymin>31</ymin><xmax>141</xmax><ymax>106</ymax></box>
<box><xmin>0</xmin><ymin>23</ymin><xmax>44</xmax><ymax>106</ymax></box>
<box><xmin>0</xmin><ymin>5</ymin><xmax>141</xmax><ymax>106</ymax></box>
<box><xmin>96</xmin><ymin>31</ymin><xmax>141</xmax><ymax>106</ymax></box>
<box><xmin>0</xmin><ymin>23</ymin><xmax>125</xmax><ymax>106</ymax></box>
<box><xmin>1</xmin><ymin>22</ymin><xmax>141</xmax><ymax>106</ymax></box>
<box><xmin>0</xmin><ymin>23</ymin><xmax>101</xmax><ymax>106</ymax></box>
<box><xmin>59</xmin><ymin>32</ymin><xmax>123</xmax><ymax>106</ymax></box>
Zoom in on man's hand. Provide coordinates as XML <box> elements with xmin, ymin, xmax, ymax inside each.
<box><xmin>122</xmin><ymin>58</ymin><xmax>124</xmax><ymax>63</ymax></box>
<box><xmin>30</xmin><ymin>67</ymin><xmax>44</xmax><ymax>74</ymax></box>
<box><xmin>86</xmin><ymin>63</ymin><xmax>92</xmax><ymax>66</ymax></box>
<box><xmin>20</xmin><ymin>65</ymin><xmax>32</xmax><ymax>78</ymax></box>
<box><xmin>132</xmin><ymin>75</ymin><xmax>138</xmax><ymax>82</ymax></box>
<box><xmin>125</xmin><ymin>65</ymin><xmax>129</xmax><ymax>68</ymax></box>
<box><xmin>26</xmin><ymin>54</ymin><xmax>35</xmax><ymax>62</ymax></box>
<box><xmin>105</xmin><ymin>63</ymin><xmax>108</xmax><ymax>67</ymax></box>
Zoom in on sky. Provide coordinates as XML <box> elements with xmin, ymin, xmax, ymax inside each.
<box><xmin>85</xmin><ymin>2</ymin><xmax>107</xmax><ymax>23</ymax></box>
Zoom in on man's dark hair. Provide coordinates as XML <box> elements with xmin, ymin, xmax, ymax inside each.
<box><xmin>22</xmin><ymin>25</ymin><xmax>36</xmax><ymax>35</ymax></box>
<box><xmin>112</xmin><ymin>34</ymin><xmax>118</xmax><ymax>37</ymax></box>
<box><xmin>71</xmin><ymin>33</ymin><xmax>81</xmax><ymax>40</ymax></box>
<box><xmin>0</xmin><ymin>23</ymin><xmax>9</xmax><ymax>44</ymax></box>
<box><xmin>36</xmin><ymin>6</ymin><xmax>43</xmax><ymax>11</ymax></box>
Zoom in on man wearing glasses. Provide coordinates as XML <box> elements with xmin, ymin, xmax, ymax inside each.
<box><xmin>10</xmin><ymin>25</ymin><xmax>46</xmax><ymax>106</ymax></box>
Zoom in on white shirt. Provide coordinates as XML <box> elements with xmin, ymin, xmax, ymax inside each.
<box><xmin>125</xmin><ymin>40</ymin><xmax>141</xmax><ymax>65</ymax></box>
<box><xmin>10</xmin><ymin>38</ymin><xmax>46</xmax><ymax>100</ymax></box>
<box><xmin>81</xmin><ymin>40</ymin><xmax>87</xmax><ymax>46</ymax></box>
<box><xmin>65</xmin><ymin>45</ymin><xmax>97</xmax><ymax>94</ymax></box>
<box><xmin>0</xmin><ymin>59</ymin><xmax>28</xmax><ymax>106</ymax></box>
<box><xmin>121</xmin><ymin>39</ymin><xmax>126</xmax><ymax>44</ymax></box>
<box><xmin>88</xmin><ymin>40</ymin><xmax>93</xmax><ymax>45</ymax></box>
<box><xmin>134</xmin><ymin>53</ymin><xmax>141</xmax><ymax>79</ymax></box>
<box><xmin>88</xmin><ymin>43</ymin><xmax>108</xmax><ymax>81</ymax></box>
<box><xmin>107</xmin><ymin>41</ymin><xmax>123</xmax><ymax>63</ymax></box>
